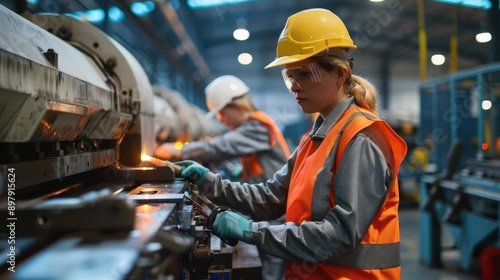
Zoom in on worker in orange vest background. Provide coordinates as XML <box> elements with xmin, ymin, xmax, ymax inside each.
<box><xmin>156</xmin><ymin>75</ymin><xmax>290</xmax><ymax>280</ymax></box>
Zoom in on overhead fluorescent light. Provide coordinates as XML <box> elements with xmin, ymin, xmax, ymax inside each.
<box><xmin>131</xmin><ymin>1</ymin><xmax>155</xmax><ymax>17</ymax></box>
<box><xmin>429</xmin><ymin>0</ymin><xmax>491</xmax><ymax>9</ymax></box>
<box><xmin>108</xmin><ymin>7</ymin><xmax>125</xmax><ymax>23</ymax></box>
<box><xmin>188</xmin><ymin>0</ymin><xmax>255</xmax><ymax>9</ymax></box>
<box><xmin>85</xmin><ymin>9</ymin><xmax>105</xmax><ymax>24</ymax></box>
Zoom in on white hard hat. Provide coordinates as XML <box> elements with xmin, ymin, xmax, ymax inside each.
<box><xmin>205</xmin><ymin>75</ymin><xmax>250</xmax><ymax>119</ymax></box>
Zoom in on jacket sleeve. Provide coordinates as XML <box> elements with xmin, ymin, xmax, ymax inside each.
<box><xmin>180</xmin><ymin>120</ymin><xmax>272</xmax><ymax>163</ymax></box>
<box><xmin>248</xmin><ymin>132</ymin><xmax>392</xmax><ymax>262</ymax></box>
<box><xmin>198</xmin><ymin>147</ymin><xmax>298</xmax><ymax>221</ymax></box>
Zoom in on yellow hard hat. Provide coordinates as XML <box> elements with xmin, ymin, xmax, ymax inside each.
<box><xmin>265</xmin><ymin>8</ymin><xmax>357</xmax><ymax>69</ymax></box>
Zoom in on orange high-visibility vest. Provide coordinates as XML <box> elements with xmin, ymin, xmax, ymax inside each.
<box><xmin>286</xmin><ymin>106</ymin><xmax>407</xmax><ymax>279</ymax></box>
<box><xmin>241</xmin><ymin>111</ymin><xmax>290</xmax><ymax>180</ymax></box>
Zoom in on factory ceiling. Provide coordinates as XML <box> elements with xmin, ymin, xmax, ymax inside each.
<box><xmin>1</xmin><ymin>0</ymin><xmax>498</xmax><ymax>88</ymax></box>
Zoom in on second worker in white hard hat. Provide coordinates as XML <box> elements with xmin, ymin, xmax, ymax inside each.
<box><xmin>155</xmin><ymin>75</ymin><xmax>290</xmax><ymax>279</ymax></box>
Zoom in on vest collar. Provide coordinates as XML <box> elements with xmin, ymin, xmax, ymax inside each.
<box><xmin>309</xmin><ymin>96</ymin><xmax>356</xmax><ymax>139</ymax></box>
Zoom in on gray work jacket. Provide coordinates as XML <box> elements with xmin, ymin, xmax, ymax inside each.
<box><xmin>181</xmin><ymin>114</ymin><xmax>289</xmax><ymax>184</ymax></box>
<box><xmin>199</xmin><ymin>97</ymin><xmax>395</xmax><ymax>263</ymax></box>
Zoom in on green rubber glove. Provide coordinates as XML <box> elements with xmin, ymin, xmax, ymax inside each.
<box><xmin>212</xmin><ymin>211</ymin><xmax>252</xmax><ymax>243</ymax></box>
<box><xmin>177</xmin><ymin>160</ymin><xmax>208</xmax><ymax>185</ymax></box>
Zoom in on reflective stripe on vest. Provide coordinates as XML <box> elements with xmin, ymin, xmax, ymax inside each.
<box><xmin>241</xmin><ymin>111</ymin><xmax>290</xmax><ymax>180</ymax></box>
<box><xmin>330</xmin><ymin>242</ymin><xmax>401</xmax><ymax>269</ymax></box>
<box><xmin>286</xmin><ymin>106</ymin><xmax>407</xmax><ymax>278</ymax></box>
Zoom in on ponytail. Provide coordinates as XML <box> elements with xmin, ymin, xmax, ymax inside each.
<box><xmin>350</xmin><ymin>74</ymin><xmax>378</xmax><ymax>115</ymax></box>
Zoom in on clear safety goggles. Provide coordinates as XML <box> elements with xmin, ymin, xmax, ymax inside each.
<box><xmin>281</xmin><ymin>62</ymin><xmax>323</xmax><ymax>93</ymax></box>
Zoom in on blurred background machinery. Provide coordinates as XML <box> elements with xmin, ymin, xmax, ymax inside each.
<box><xmin>0</xmin><ymin>4</ymin><xmax>238</xmax><ymax>279</ymax></box>
<box><xmin>418</xmin><ymin>63</ymin><xmax>500</xmax><ymax>275</ymax></box>
<box><xmin>153</xmin><ymin>86</ymin><xmax>226</xmax><ymax>144</ymax></box>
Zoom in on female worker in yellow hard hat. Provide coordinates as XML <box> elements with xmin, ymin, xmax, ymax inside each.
<box><xmin>176</xmin><ymin>8</ymin><xmax>407</xmax><ymax>279</ymax></box>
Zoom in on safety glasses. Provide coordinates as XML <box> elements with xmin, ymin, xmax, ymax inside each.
<box><xmin>281</xmin><ymin>62</ymin><xmax>323</xmax><ymax>93</ymax></box>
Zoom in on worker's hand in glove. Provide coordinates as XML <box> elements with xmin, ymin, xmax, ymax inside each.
<box><xmin>176</xmin><ymin>160</ymin><xmax>208</xmax><ymax>185</ymax></box>
<box><xmin>155</xmin><ymin>142</ymin><xmax>181</xmax><ymax>160</ymax></box>
<box><xmin>212</xmin><ymin>211</ymin><xmax>252</xmax><ymax>244</ymax></box>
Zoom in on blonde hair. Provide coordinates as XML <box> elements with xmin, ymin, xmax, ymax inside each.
<box><xmin>314</xmin><ymin>55</ymin><xmax>378</xmax><ymax>115</ymax></box>
<box><xmin>227</xmin><ymin>94</ymin><xmax>258</xmax><ymax>112</ymax></box>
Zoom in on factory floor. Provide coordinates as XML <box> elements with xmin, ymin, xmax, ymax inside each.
<box><xmin>226</xmin><ymin>181</ymin><xmax>485</xmax><ymax>280</ymax></box>
<box><xmin>398</xmin><ymin>177</ymin><xmax>484</xmax><ymax>280</ymax></box>
<box><xmin>399</xmin><ymin>202</ymin><xmax>482</xmax><ymax>280</ymax></box>
<box><xmin>228</xmin><ymin>205</ymin><xmax>483</xmax><ymax>280</ymax></box>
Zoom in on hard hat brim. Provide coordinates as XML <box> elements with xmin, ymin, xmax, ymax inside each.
<box><xmin>264</xmin><ymin>45</ymin><xmax>357</xmax><ymax>69</ymax></box>
<box><xmin>204</xmin><ymin>102</ymin><xmax>225</xmax><ymax>120</ymax></box>
<box><xmin>264</xmin><ymin>54</ymin><xmax>312</xmax><ymax>69</ymax></box>
<box><xmin>205</xmin><ymin>110</ymin><xmax>217</xmax><ymax>120</ymax></box>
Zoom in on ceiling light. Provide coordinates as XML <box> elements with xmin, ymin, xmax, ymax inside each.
<box><xmin>476</xmin><ymin>32</ymin><xmax>492</xmax><ymax>43</ymax></box>
<box><xmin>429</xmin><ymin>0</ymin><xmax>491</xmax><ymax>9</ymax></box>
<box><xmin>108</xmin><ymin>7</ymin><xmax>124</xmax><ymax>22</ymax></box>
<box><xmin>370</xmin><ymin>0</ymin><xmax>385</xmax><ymax>2</ymax></box>
<box><xmin>482</xmin><ymin>100</ymin><xmax>492</xmax><ymax>110</ymax></box>
<box><xmin>431</xmin><ymin>54</ymin><xmax>446</xmax><ymax>66</ymax></box>
<box><xmin>85</xmin><ymin>9</ymin><xmax>105</xmax><ymax>24</ymax></box>
<box><xmin>238</xmin><ymin>53</ymin><xmax>253</xmax><ymax>65</ymax></box>
<box><xmin>188</xmin><ymin>0</ymin><xmax>255</xmax><ymax>9</ymax></box>
<box><xmin>131</xmin><ymin>1</ymin><xmax>155</xmax><ymax>17</ymax></box>
<box><xmin>233</xmin><ymin>28</ymin><xmax>250</xmax><ymax>41</ymax></box>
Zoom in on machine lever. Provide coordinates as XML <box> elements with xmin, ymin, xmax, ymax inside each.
<box><xmin>442</xmin><ymin>185</ymin><xmax>466</xmax><ymax>225</ymax></box>
<box><xmin>184</xmin><ymin>191</ymin><xmax>210</xmax><ymax>219</ymax></box>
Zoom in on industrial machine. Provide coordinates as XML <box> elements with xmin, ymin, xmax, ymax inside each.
<box><xmin>0</xmin><ymin>5</ymin><xmax>233</xmax><ymax>279</ymax></box>
<box><xmin>419</xmin><ymin>63</ymin><xmax>500</xmax><ymax>273</ymax></box>
<box><xmin>153</xmin><ymin>86</ymin><xmax>226</xmax><ymax>144</ymax></box>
